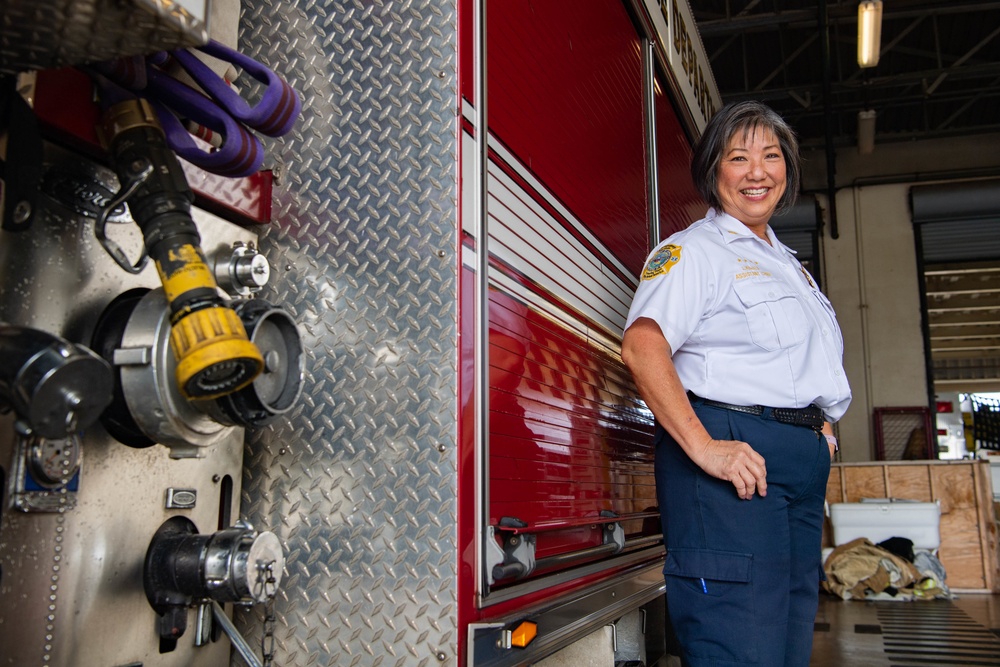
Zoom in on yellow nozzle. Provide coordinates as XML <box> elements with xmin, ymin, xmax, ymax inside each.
<box><xmin>171</xmin><ymin>306</ymin><xmax>264</xmax><ymax>399</ymax></box>
<box><xmin>100</xmin><ymin>103</ymin><xmax>264</xmax><ymax>401</ymax></box>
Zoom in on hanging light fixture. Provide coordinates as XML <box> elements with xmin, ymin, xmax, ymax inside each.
<box><xmin>857</xmin><ymin>1</ymin><xmax>883</xmax><ymax>68</ymax></box>
<box><xmin>857</xmin><ymin>109</ymin><xmax>876</xmax><ymax>154</ymax></box>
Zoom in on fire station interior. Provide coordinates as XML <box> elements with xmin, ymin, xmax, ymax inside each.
<box><xmin>691</xmin><ymin>2</ymin><xmax>1000</xmax><ymax>666</ymax></box>
<box><xmin>0</xmin><ymin>1</ymin><xmax>999</xmax><ymax>667</ymax></box>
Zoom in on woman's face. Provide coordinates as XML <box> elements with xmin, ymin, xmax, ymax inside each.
<box><xmin>716</xmin><ymin>127</ymin><xmax>787</xmax><ymax>235</ymax></box>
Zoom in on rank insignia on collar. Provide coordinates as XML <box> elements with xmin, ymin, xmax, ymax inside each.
<box><xmin>641</xmin><ymin>244</ymin><xmax>682</xmax><ymax>280</ymax></box>
<box><xmin>800</xmin><ymin>266</ymin><xmax>815</xmax><ymax>288</ymax></box>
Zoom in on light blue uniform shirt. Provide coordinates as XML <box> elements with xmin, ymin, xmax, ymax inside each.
<box><xmin>625</xmin><ymin>208</ymin><xmax>852</xmax><ymax>422</ymax></box>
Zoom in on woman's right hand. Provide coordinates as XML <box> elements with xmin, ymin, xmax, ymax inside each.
<box><xmin>621</xmin><ymin>319</ymin><xmax>768</xmax><ymax>501</ymax></box>
<box><xmin>690</xmin><ymin>437</ymin><xmax>768</xmax><ymax>500</ymax></box>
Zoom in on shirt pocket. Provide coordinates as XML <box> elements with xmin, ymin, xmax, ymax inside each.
<box><xmin>733</xmin><ymin>280</ymin><xmax>808</xmax><ymax>351</ymax></box>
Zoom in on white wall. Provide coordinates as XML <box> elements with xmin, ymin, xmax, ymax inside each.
<box><xmin>801</xmin><ymin>133</ymin><xmax>1000</xmax><ymax>461</ymax></box>
<box><xmin>820</xmin><ymin>184</ymin><xmax>927</xmax><ymax>460</ymax></box>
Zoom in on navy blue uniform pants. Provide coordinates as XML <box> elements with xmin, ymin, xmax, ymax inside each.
<box><xmin>655</xmin><ymin>402</ymin><xmax>831</xmax><ymax>667</ymax></box>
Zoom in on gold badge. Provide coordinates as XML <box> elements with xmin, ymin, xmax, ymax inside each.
<box><xmin>641</xmin><ymin>244</ymin><xmax>682</xmax><ymax>280</ymax></box>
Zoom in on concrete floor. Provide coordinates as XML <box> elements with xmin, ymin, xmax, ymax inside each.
<box><xmin>652</xmin><ymin>592</ymin><xmax>1000</xmax><ymax>666</ymax></box>
<box><xmin>811</xmin><ymin>592</ymin><xmax>1000</xmax><ymax>666</ymax></box>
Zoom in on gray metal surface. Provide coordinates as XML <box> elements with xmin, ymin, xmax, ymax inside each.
<box><xmin>235</xmin><ymin>0</ymin><xmax>460</xmax><ymax>665</ymax></box>
<box><xmin>469</xmin><ymin>563</ymin><xmax>665</xmax><ymax>667</ymax></box>
<box><xmin>0</xmin><ymin>0</ymin><xmax>208</xmax><ymax>75</ymax></box>
<box><xmin>0</xmin><ymin>145</ymin><xmax>259</xmax><ymax>666</ymax></box>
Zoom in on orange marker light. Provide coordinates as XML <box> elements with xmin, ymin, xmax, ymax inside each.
<box><xmin>511</xmin><ymin>621</ymin><xmax>537</xmax><ymax>648</ymax></box>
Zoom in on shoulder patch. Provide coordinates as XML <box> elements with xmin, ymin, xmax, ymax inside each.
<box><xmin>641</xmin><ymin>244</ymin><xmax>682</xmax><ymax>280</ymax></box>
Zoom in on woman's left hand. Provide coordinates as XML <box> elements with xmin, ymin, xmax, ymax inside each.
<box><xmin>823</xmin><ymin>429</ymin><xmax>837</xmax><ymax>461</ymax></box>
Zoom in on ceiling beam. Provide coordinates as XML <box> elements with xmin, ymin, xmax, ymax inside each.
<box><xmin>720</xmin><ymin>62</ymin><xmax>1000</xmax><ymax>101</ymax></box>
<box><xmin>753</xmin><ymin>33</ymin><xmax>819</xmax><ymax>91</ymax></box>
<box><xmin>696</xmin><ymin>3</ymin><xmax>1000</xmax><ymax>36</ymax></box>
<box><xmin>923</xmin><ymin>24</ymin><xmax>1000</xmax><ymax>96</ymax></box>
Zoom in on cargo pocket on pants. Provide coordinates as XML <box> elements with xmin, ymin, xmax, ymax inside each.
<box><xmin>664</xmin><ymin>548</ymin><xmax>758</xmax><ymax>665</ymax></box>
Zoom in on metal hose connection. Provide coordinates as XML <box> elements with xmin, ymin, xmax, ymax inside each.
<box><xmin>98</xmin><ymin>98</ymin><xmax>263</xmax><ymax>399</ymax></box>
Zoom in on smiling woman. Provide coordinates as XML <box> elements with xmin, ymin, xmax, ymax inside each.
<box><xmin>716</xmin><ymin>129</ymin><xmax>787</xmax><ymax>234</ymax></box>
<box><xmin>621</xmin><ymin>100</ymin><xmax>851</xmax><ymax>666</ymax></box>
<box><xmin>689</xmin><ymin>101</ymin><xmax>802</xmax><ymax>232</ymax></box>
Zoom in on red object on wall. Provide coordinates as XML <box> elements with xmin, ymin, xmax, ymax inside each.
<box><xmin>874</xmin><ymin>407</ymin><xmax>937</xmax><ymax>460</ymax></box>
<box><xmin>31</xmin><ymin>68</ymin><xmax>272</xmax><ymax>226</ymax></box>
<box><xmin>936</xmin><ymin>400</ymin><xmax>954</xmax><ymax>413</ymax></box>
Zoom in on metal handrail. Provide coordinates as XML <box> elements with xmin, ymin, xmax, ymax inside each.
<box><xmin>493</xmin><ymin>512</ymin><xmax>661</xmax><ymax>535</ymax></box>
<box><xmin>492</xmin><ymin>534</ymin><xmax>664</xmax><ymax>583</ymax></box>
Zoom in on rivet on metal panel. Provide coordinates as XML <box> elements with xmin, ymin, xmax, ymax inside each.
<box><xmin>435</xmin><ymin>650</ymin><xmax>447</xmax><ymax>661</ymax></box>
<box><xmin>437</xmin><ymin>443</ymin><xmax>446</xmax><ymax>452</ymax></box>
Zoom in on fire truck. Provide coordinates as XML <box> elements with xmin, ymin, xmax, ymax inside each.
<box><xmin>0</xmin><ymin>0</ymin><xmax>719</xmax><ymax>665</ymax></box>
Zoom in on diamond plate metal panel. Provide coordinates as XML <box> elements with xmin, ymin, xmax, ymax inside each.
<box><xmin>234</xmin><ymin>2</ymin><xmax>459</xmax><ymax>666</ymax></box>
<box><xmin>0</xmin><ymin>0</ymin><xmax>209</xmax><ymax>75</ymax></box>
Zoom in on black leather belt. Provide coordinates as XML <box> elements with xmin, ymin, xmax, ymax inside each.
<box><xmin>687</xmin><ymin>392</ymin><xmax>825</xmax><ymax>431</ymax></box>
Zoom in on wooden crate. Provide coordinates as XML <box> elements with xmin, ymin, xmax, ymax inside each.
<box><xmin>825</xmin><ymin>460</ymin><xmax>1000</xmax><ymax>592</ymax></box>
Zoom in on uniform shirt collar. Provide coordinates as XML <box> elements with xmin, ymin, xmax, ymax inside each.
<box><xmin>705</xmin><ymin>207</ymin><xmax>797</xmax><ymax>255</ymax></box>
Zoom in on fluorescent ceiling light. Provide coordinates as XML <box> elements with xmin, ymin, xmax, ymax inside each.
<box><xmin>858</xmin><ymin>1</ymin><xmax>883</xmax><ymax>68</ymax></box>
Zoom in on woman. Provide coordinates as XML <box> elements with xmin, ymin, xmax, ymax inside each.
<box><xmin>622</xmin><ymin>101</ymin><xmax>851</xmax><ymax>666</ymax></box>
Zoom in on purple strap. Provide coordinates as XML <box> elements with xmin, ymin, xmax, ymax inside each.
<box><xmin>143</xmin><ymin>67</ymin><xmax>264</xmax><ymax>178</ymax></box>
<box><xmin>169</xmin><ymin>40</ymin><xmax>301</xmax><ymax>137</ymax></box>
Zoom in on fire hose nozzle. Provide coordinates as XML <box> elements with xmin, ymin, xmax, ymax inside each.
<box><xmin>99</xmin><ymin>98</ymin><xmax>263</xmax><ymax>399</ymax></box>
<box><xmin>170</xmin><ymin>305</ymin><xmax>263</xmax><ymax>399</ymax></box>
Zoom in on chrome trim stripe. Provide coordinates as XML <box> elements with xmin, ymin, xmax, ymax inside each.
<box><xmin>643</xmin><ymin>37</ymin><xmax>661</xmax><ymax>250</ymax></box>
<box><xmin>474</xmin><ymin>0</ymin><xmax>491</xmax><ymax>607</ymax></box>
<box><xmin>460</xmin><ymin>132</ymin><xmax>636</xmax><ymax>341</ymax></box>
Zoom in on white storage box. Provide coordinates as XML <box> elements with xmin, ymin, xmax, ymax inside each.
<box><xmin>828</xmin><ymin>500</ymin><xmax>941</xmax><ymax>550</ymax></box>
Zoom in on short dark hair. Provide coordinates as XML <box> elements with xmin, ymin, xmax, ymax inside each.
<box><xmin>690</xmin><ymin>100</ymin><xmax>801</xmax><ymax>216</ymax></box>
